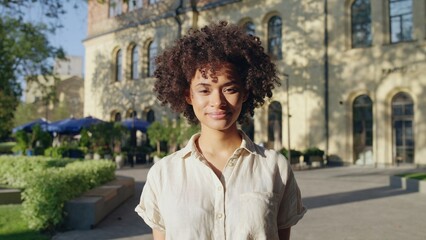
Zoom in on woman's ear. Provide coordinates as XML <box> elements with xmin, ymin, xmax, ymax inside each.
<box><xmin>242</xmin><ymin>91</ymin><xmax>249</xmax><ymax>102</ymax></box>
<box><xmin>185</xmin><ymin>90</ymin><xmax>192</xmax><ymax>105</ymax></box>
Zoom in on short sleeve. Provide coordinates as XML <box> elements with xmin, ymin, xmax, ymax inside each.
<box><xmin>277</xmin><ymin>161</ymin><xmax>307</xmax><ymax>229</ymax></box>
<box><xmin>135</xmin><ymin>166</ymin><xmax>165</xmax><ymax>231</ymax></box>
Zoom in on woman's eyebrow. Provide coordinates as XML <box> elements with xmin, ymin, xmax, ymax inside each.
<box><xmin>195</xmin><ymin>83</ymin><xmax>211</xmax><ymax>87</ymax></box>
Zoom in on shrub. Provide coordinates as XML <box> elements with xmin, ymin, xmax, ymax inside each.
<box><xmin>44</xmin><ymin>146</ymin><xmax>85</xmax><ymax>159</ymax></box>
<box><xmin>22</xmin><ymin>160</ymin><xmax>116</xmax><ymax>231</ymax></box>
<box><xmin>279</xmin><ymin>148</ymin><xmax>303</xmax><ymax>159</ymax></box>
<box><xmin>303</xmin><ymin>147</ymin><xmax>325</xmax><ymax>157</ymax></box>
<box><xmin>0</xmin><ymin>155</ymin><xmax>116</xmax><ymax>231</ymax></box>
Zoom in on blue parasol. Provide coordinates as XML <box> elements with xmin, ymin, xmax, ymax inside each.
<box><xmin>121</xmin><ymin>118</ymin><xmax>151</xmax><ymax>133</ymax></box>
<box><xmin>47</xmin><ymin>116</ymin><xmax>105</xmax><ymax>134</ymax></box>
<box><xmin>12</xmin><ymin>118</ymin><xmax>49</xmax><ymax>133</ymax></box>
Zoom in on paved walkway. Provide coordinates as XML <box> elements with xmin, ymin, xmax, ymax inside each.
<box><xmin>53</xmin><ymin>164</ymin><xmax>426</xmax><ymax>240</ymax></box>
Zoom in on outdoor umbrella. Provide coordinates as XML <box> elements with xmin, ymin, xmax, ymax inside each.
<box><xmin>121</xmin><ymin>118</ymin><xmax>151</xmax><ymax>133</ymax></box>
<box><xmin>47</xmin><ymin>116</ymin><xmax>105</xmax><ymax>134</ymax></box>
<box><xmin>12</xmin><ymin>118</ymin><xmax>49</xmax><ymax>133</ymax></box>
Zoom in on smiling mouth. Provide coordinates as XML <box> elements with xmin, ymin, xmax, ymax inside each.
<box><xmin>207</xmin><ymin>112</ymin><xmax>229</xmax><ymax>119</ymax></box>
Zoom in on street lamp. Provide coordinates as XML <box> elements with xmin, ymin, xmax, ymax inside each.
<box><xmin>284</xmin><ymin>74</ymin><xmax>291</xmax><ymax>164</ymax></box>
<box><xmin>129</xmin><ymin>92</ymin><xmax>137</xmax><ymax>167</ymax></box>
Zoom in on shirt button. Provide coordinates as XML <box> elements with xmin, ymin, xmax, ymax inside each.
<box><xmin>217</xmin><ymin>186</ymin><xmax>222</xmax><ymax>191</ymax></box>
<box><xmin>217</xmin><ymin>213</ymin><xmax>223</xmax><ymax>219</ymax></box>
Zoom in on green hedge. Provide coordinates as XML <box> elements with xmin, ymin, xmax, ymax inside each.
<box><xmin>44</xmin><ymin>146</ymin><xmax>85</xmax><ymax>159</ymax></box>
<box><xmin>0</xmin><ymin>156</ymin><xmax>116</xmax><ymax>231</ymax></box>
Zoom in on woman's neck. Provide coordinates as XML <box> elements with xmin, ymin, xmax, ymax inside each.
<box><xmin>197</xmin><ymin>126</ymin><xmax>242</xmax><ymax>156</ymax></box>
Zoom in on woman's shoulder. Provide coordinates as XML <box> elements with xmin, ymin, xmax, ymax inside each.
<box><xmin>149</xmin><ymin>148</ymin><xmax>189</xmax><ymax>172</ymax></box>
<box><xmin>250</xmin><ymin>143</ymin><xmax>289</xmax><ymax>170</ymax></box>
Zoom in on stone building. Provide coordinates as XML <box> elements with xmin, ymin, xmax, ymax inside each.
<box><xmin>25</xmin><ymin>56</ymin><xmax>84</xmax><ymax>121</ymax></box>
<box><xmin>84</xmin><ymin>0</ymin><xmax>426</xmax><ymax>167</ymax></box>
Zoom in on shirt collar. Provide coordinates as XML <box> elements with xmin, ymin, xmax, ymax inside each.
<box><xmin>177</xmin><ymin>130</ymin><xmax>260</xmax><ymax>160</ymax></box>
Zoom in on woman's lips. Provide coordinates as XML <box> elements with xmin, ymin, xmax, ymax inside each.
<box><xmin>207</xmin><ymin>111</ymin><xmax>228</xmax><ymax>119</ymax></box>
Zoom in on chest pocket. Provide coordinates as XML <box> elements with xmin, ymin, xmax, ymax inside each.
<box><xmin>237</xmin><ymin>192</ymin><xmax>280</xmax><ymax>240</ymax></box>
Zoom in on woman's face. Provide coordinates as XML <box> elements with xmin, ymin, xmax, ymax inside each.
<box><xmin>186</xmin><ymin>63</ymin><xmax>247</xmax><ymax>133</ymax></box>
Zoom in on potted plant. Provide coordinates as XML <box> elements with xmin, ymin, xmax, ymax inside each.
<box><xmin>303</xmin><ymin>147</ymin><xmax>325</xmax><ymax>167</ymax></box>
<box><xmin>114</xmin><ymin>151</ymin><xmax>127</xmax><ymax>169</ymax></box>
<box><xmin>280</xmin><ymin>148</ymin><xmax>302</xmax><ymax>165</ymax></box>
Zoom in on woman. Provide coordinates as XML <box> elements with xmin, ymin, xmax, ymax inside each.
<box><xmin>135</xmin><ymin>21</ymin><xmax>306</xmax><ymax>240</ymax></box>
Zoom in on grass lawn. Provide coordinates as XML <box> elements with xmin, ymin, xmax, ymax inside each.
<box><xmin>0</xmin><ymin>204</ymin><xmax>49</xmax><ymax>240</ymax></box>
<box><xmin>397</xmin><ymin>172</ymin><xmax>426</xmax><ymax>181</ymax></box>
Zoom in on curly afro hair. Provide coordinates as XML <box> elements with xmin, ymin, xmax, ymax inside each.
<box><xmin>154</xmin><ymin>21</ymin><xmax>280</xmax><ymax>124</ymax></box>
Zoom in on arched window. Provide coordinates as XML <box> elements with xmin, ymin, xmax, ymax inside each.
<box><xmin>351</xmin><ymin>0</ymin><xmax>372</xmax><ymax>48</ymax></box>
<box><xmin>109</xmin><ymin>0</ymin><xmax>122</xmax><ymax>17</ymax></box>
<box><xmin>244</xmin><ymin>21</ymin><xmax>256</xmax><ymax>36</ymax></box>
<box><xmin>268</xmin><ymin>101</ymin><xmax>282</xmax><ymax>149</ymax></box>
<box><xmin>353</xmin><ymin>95</ymin><xmax>373</xmax><ymax>164</ymax></box>
<box><xmin>389</xmin><ymin>0</ymin><xmax>413</xmax><ymax>43</ymax></box>
<box><xmin>113</xmin><ymin>112</ymin><xmax>122</xmax><ymax>122</ymax></box>
<box><xmin>392</xmin><ymin>92</ymin><xmax>414</xmax><ymax>164</ymax></box>
<box><xmin>267</xmin><ymin>16</ymin><xmax>282</xmax><ymax>60</ymax></box>
<box><xmin>146</xmin><ymin>109</ymin><xmax>155</xmax><ymax>123</ymax></box>
<box><xmin>128</xmin><ymin>0</ymin><xmax>143</xmax><ymax>11</ymax></box>
<box><xmin>131</xmin><ymin>46</ymin><xmax>139</xmax><ymax>80</ymax></box>
<box><xmin>147</xmin><ymin>41</ymin><xmax>157</xmax><ymax>77</ymax></box>
<box><xmin>115</xmin><ymin>50</ymin><xmax>122</xmax><ymax>82</ymax></box>
<box><xmin>127</xmin><ymin>109</ymin><xmax>137</xmax><ymax>118</ymax></box>
<box><xmin>241</xmin><ymin>116</ymin><xmax>255</xmax><ymax>141</ymax></box>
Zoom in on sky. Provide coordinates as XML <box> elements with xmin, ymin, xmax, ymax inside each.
<box><xmin>49</xmin><ymin>1</ymin><xmax>87</xmax><ymax>60</ymax></box>
<box><xmin>26</xmin><ymin>1</ymin><xmax>88</xmax><ymax>67</ymax></box>
<box><xmin>19</xmin><ymin>1</ymin><xmax>87</xmax><ymax>100</ymax></box>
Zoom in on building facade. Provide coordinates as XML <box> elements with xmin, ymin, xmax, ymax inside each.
<box><xmin>25</xmin><ymin>56</ymin><xmax>84</xmax><ymax>121</ymax></box>
<box><xmin>84</xmin><ymin>0</ymin><xmax>426</xmax><ymax>167</ymax></box>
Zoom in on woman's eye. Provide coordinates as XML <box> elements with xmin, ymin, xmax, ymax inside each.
<box><xmin>224</xmin><ymin>88</ymin><xmax>238</xmax><ymax>93</ymax></box>
<box><xmin>198</xmin><ymin>89</ymin><xmax>209</xmax><ymax>93</ymax></box>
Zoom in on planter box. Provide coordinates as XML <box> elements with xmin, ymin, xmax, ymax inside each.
<box><xmin>0</xmin><ymin>188</ymin><xmax>21</xmax><ymax>205</ymax></box>
<box><xmin>306</xmin><ymin>155</ymin><xmax>324</xmax><ymax>167</ymax></box>
<box><xmin>65</xmin><ymin>176</ymin><xmax>135</xmax><ymax>230</ymax></box>
<box><xmin>389</xmin><ymin>176</ymin><xmax>426</xmax><ymax>193</ymax></box>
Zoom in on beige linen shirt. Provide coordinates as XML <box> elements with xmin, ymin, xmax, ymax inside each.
<box><xmin>135</xmin><ymin>131</ymin><xmax>306</xmax><ymax>240</ymax></box>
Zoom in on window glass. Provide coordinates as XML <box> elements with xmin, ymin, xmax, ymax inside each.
<box><xmin>390</xmin><ymin>0</ymin><xmax>413</xmax><ymax>43</ymax></box>
<box><xmin>116</xmin><ymin>50</ymin><xmax>122</xmax><ymax>82</ymax></box>
<box><xmin>351</xmin><ymin>0</ymin><xmax>372</xmax><ymax>48</ymax></box>
<box><xmin>267</xmin><ymin>101</ymin><xmax>282</xmax><ymax>144</ymax></box>
<box><xmin>267</xmin><ymin>16</ymin><xmax>282</xmax><ymax>60</ymax></box>
<box><xmin>109</xmin><ymin>0</ymin><xmax>122</xmax><ymax>17</ymax></box>
<box><xmin>353</xmin><ymin>95</ymin><xmax>373</xmax><ymax>147</ymax></box>
<box><xmin>129</xmin><ymin>0</ymin><xmax>143</xmax><ymax>11</ymax></box>
<box><xmin>148</xmin><ymin>41</ymin><xmax>157</xmax><ymax>77</ymax></box>
<box><xmin>131</xmin><ymin>46</ymin><xmax>139</xmax><ymax>80</ymax></box>
<box><xmin>391</xmin><ymin>92</ymin><xmax>415</xmax><ymax>163</ymax></box>
<box><xmin>114</xmin><ymin>112</ymin><xmax>122</xmax><ymax>122</ymax></box>
<box><xmin>244</xmin><ymin>21</ymin><xmax>255</xmax><ymax>36</ymax></box>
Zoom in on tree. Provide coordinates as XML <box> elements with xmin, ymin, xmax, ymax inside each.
<box><xmin>13</xmin><ymin>102</ymin><xmax>39</xmax><ymax>127</ymax></box>
<box><xmin>0</xmin><ymin>1</ymin><xmax>72</xmax><ymax>140</ymax></box>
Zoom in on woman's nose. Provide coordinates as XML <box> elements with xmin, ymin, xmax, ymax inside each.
<box><xmin>210</xmin><ymin>90</ymin><xmax>226</xmax><ymax>107</ymax></box>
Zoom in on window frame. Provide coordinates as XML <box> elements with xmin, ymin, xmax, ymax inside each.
<box><xmin>389</xmin><ymin>0</ymin><xmax>413</xmax><ymax>43</ymax></box>
<box><xmin>131</xmin><ymin>45</ymin><xmax>139</xmax><ymax>80</ymax></box>
<box><xmin>109</xmin><ymin>0</ymin><xmax>122</xmax><ymax>17</ymax></box>
<box><xmin>267</xmin><ymin>16</ymin><xmax>283</xmax><ymax>60</ymax></box>
<box><xmin>147</xmin><ymin>40</ymin><xmax>157</xmax><ymax>77</ymax></box>
<box><xmin>350</xmin><ymin>0</ymin><xmax>372</xmax><ymax>48</ymax></box>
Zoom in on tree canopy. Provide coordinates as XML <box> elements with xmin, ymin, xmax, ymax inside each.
<box><xmin>0</xmin><ymin>0</ymin><xmax>70</xmax><ymax>140</ymax></box>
